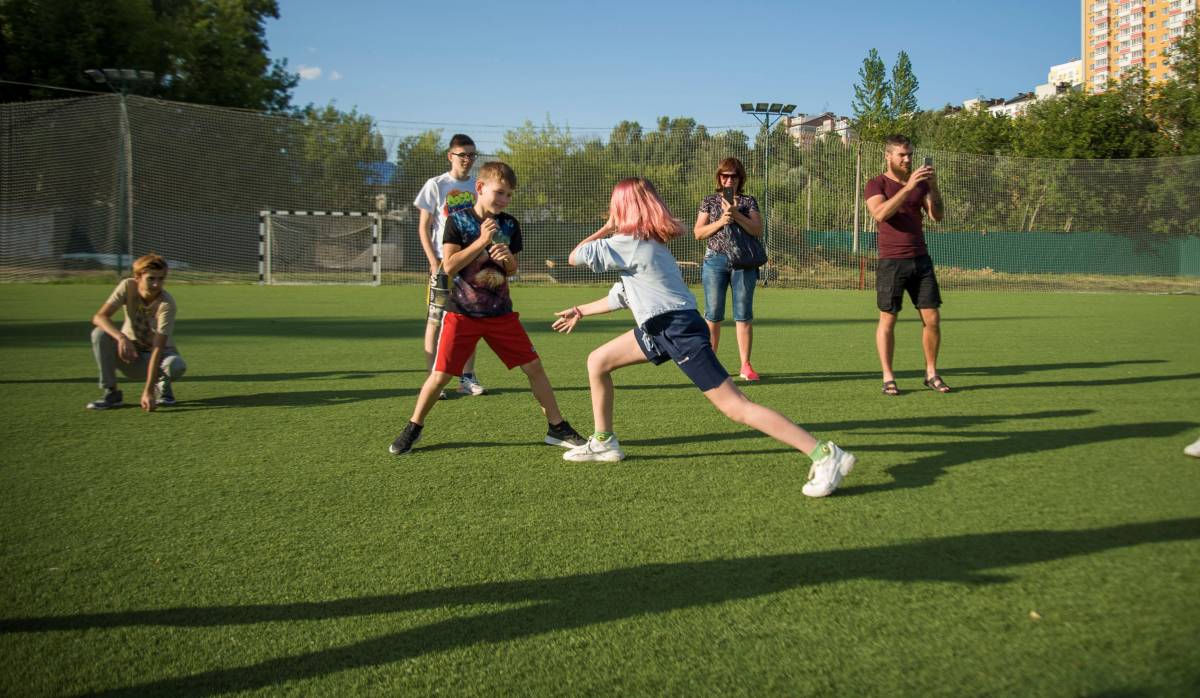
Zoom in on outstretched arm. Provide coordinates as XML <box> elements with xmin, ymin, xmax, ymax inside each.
<box><xmin>568</xmin><ymin>219</ymin><xmax>615</xmax><ymax>266</ymax></box>
<box><xmin>551</xmin><ymin>297</ymin><xmax>614</xmax><ymax>333</ymax></box>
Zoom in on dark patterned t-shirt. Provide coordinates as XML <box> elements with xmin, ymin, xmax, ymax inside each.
<box><xmin>442</xmin><ymin>210</ymin><xmax>523</xmax><ymax>317</ymax></box>
<box><xmin>698</xmin><ymin>193</ymin><xmax>760</xmax><ymax>256</ymax></box>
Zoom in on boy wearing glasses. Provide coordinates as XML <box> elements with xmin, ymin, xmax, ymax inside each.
<box><xmin>414</xmin><ymin>134</ymin><xmax>486</xmax><ymax>397</ymax></box>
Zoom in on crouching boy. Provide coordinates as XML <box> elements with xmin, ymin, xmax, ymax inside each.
<box><xmin>88</xmin><ymin>253</ymin><xmax>186</xmax><ymax>411</ymax></box>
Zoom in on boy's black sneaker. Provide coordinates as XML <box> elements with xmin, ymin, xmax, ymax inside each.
<box><xmin>545</xmin><ymin>419</ymin><xmax>587</xmax><ymax>448</ymax></box>
<box><xmin>86</xmin><ymin>389</ymin><xmax>124</xmax><ymax>410</ymax></box>
<box><xmin>389</xmin><ymin>422</ymin><xmax>423</xmax><ymax>455</ymax></box>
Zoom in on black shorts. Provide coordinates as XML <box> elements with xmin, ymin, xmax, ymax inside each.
<box><xmin>876</xmin><ymin>255</ymin><xmax>942</xmax><ymax>313</ymax></box>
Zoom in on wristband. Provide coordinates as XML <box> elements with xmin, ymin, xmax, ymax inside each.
<box><xmin>573</xmin><ymin>306</ymin><xmax>582</xmax><ymax>319</ymax></box>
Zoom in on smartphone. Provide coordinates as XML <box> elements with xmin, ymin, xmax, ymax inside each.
<box><xmin>923</xmin><ymin>156</ymin><xmax>933</xmax><ymax>168</ymax></box>
<box><xmin>722</xmin><ymin>187</ymin><xmax>735</xmax><ymax>204</ymax></box>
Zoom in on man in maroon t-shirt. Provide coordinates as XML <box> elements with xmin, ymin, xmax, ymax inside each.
<box><xmin>864</xmin><ymin>134</ymin><xmax>949</xmax><ymax>395</ymax></box>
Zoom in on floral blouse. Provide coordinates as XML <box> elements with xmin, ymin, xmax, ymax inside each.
<box><xmin>698</xmin><ymin>192</ymin><xmax>759</xmax><ymax>256</ymax></box>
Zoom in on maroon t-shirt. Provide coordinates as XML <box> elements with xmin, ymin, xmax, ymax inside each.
<box><xmin>865</xmin><ymin>174</ymin><xmax>929</xmax><ymax>259</ymax></box>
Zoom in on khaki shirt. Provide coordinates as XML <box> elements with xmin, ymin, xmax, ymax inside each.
<box><xmin>105</xmin><ymin>279</ymin><xmax>177</xmax><ymax>351</ymax></box>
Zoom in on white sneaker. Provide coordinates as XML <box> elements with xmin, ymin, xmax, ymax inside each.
<box><xmin>564</xmin><ymin>435</ymin><xmax>625</xmax><ymax>462</ymax></box>
<box><xmin>458</xmin><ymin>375</ymin><xmax>486</xmax><ymax>396</ymax></box>
<box><xmin>1185</xmin><ymin>437</ymin><xmax>1200</xmax><ymax>458</ymax></box>
<box><xmin>802</xmin><ymin>441</ymin><xmax>856</xmax><ymax>497</ymax></box>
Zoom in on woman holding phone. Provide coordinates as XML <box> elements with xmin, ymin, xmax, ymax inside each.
<box><xmin>693</xmin><ymin>157</ymin><xmax>764</xmax><ymax>381</ymax></box>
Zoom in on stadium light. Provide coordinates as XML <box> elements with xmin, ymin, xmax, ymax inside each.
<box><xmin>85</xmin><ymin>68</ymin><xmax>157</xmax><ymax>276</ymax></box>
<box><xmin>738</xmin><ymin>101</ymin><xmax>798</xmax><ymax>286</ymax></box>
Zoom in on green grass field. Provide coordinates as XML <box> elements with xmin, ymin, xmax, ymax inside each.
<box><xmin>2</xmin><ymin>283</ymin><xmax>1199</xmax><ymax>696</ymax></box>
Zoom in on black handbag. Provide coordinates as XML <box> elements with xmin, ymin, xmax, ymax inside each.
<box><xmin>725</xmin><ymin>223</ymin><xmax>767</xmax><ymax>269</ymax></box>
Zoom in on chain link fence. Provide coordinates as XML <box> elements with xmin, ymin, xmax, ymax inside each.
<box><xmin>2</xmin><ymin>94</ymin><xmax>1198</xmax><ymax>292</ymax></box>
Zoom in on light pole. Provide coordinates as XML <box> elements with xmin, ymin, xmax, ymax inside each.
<box><xmin>84</xmin><ymin>69</ymin><xmax>156</xmax><ymax>277</ymax></box>
<box><xmin>739</xmin><ymin>103</ymin><xmax>795</xmax><ymax>284</ymax></box>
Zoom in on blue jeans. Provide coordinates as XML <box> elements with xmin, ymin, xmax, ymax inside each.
<box><xmin>702</xmin><ymin>252</ymin><xmax>758</xmax><ymax>323</ymax></box>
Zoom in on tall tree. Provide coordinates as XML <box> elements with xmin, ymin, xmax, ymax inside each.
<box><xmin>1152</xmin><ymin>22</ymin><xmax>1200</xmax><ymax>155</ymax></box>
<box><xmin>294</xmin><ymin>104</ymin><xmax>388</xmax><ymax>210</ymax></box>
<box><xmin>1013</xmin><ymin>84</ymin><xmax>1163</xmax><ymax>159</ymax></box>
<box><xmin>890</xmin><ymin>50</ymin><xmax>920</xmax><ymax>118</ymax></box>
<box><xmin>0</xmin><ymin>0</ymin><xmax>296</xmax><ymax>111</ymax></box>
<box><xmin>851</xmin><ymin>48</ymin><xmax>892</xmax><ymax>141</ymax></box>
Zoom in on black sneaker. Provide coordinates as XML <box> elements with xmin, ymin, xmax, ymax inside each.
<box><xmin>86</xmin><ymin>389</ymin><xmax>124</xmax><ymax>410</ymax></box>
<box><xmin>389</xmin><ymin>422</ymin><xmax>423</xmax><ymax>455</ymax></box>
<box><xmin>155</xmin><ymin>379</ymin><xmax>176</xmax><ymax>406</ymax></box>
<box><xmin>545</xmin><ymin>419</ymin><xmax>587</xmax><ymax>448</ymax></box>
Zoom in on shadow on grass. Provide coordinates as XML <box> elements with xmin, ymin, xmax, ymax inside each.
<box><xmin>164</xmin><ymin>387</ymin><xmax>415</xmax><ymax>410</ymax></box>
<box><xmin>750</xmin><ymin>359</ymin><xmax>1172</xmax><ymax>389</ymax></box>
<box><xmin>839</xmin><ymin>419</ymin><xmax>1198</xmax><ymax>496</ymax></box>
<box><xmin>0</xmin><ymin>368</ymin><xmax>424</xmax><ymax>385</ymax></box>
<box><xmin>0</xmin><ymin>317</ymin><xmax>429</xmax><ymax>347</ymax></box>
<box><xmin>624</xmin><ymin>412</ymin><xmax>1197</xmax><ymax>496</ymax></box>
<box><xmin>2</xmin><ymin>519</ymin><xmax>1196</xmax><ymax>696</ymax></box>
<box><xmin>0</xmin><ymin>314</ymin><xmax>1062</xmax><ymax>348</ymax></box>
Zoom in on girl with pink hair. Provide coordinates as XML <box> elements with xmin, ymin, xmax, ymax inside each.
<box><xmin>554</xmin><ymin>177</ymin><xmax>856</xmax><ymax>497</ymax></box>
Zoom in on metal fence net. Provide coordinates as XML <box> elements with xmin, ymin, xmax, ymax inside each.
<box><xmin>2</xmin><ymin>94</ymin><xmax>1197</xmax><ymax>292</ymax></box>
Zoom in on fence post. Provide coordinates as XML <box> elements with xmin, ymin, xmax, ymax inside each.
<box><xmin>852</xmin><ymin>143</ymin><xmax>861</xmax><ymax>255</ymax></box>
<box><xmin>117</xmin><ymin>94</ymin><xmax>134</xmax><ymax>276</ymax></box>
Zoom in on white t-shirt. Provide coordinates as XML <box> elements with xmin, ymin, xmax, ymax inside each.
<box><xmin>413</xmin><ymin>172</ymin><xmax>476</xmax><ymax>259</ymax></box>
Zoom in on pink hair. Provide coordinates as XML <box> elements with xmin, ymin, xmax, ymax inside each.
<box><xmin>608</xmin><ymin>177</ymin><xmax>683</xmax><ymax>243</ymax></box>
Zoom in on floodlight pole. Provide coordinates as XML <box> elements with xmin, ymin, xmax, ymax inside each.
<box><xmin>85</xmin><ymin>69</ymin><xmax>154</xmax><ymax>276</ymax></box>
<box><xmin>739</xmin><ymin>103</ymin><xmax>795</xmax><ymax>285</ymax></box>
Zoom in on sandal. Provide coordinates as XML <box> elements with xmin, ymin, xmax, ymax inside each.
<box><xmin>923</xmin><ymin>375</ymin><xmax>952</xmax><ymax>393</ymax></box>
<box><xmin>882</xmin><ymin>380</ymin><xmax>900</xmax><ymax>396</ymax></box>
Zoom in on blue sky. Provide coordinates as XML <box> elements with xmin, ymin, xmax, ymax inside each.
<box><xmin>266</xmin><ymin>0</ymin><xmax>1080</xmax><ymax>149</ymax></box>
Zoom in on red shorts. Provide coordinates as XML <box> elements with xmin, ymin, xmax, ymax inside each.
<box><xmin>434</xmin><ymin>312</ymin><xmax>539</xmax><ymax>376</ymax></box>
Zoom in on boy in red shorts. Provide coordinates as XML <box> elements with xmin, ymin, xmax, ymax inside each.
<box><xmin>389</xmin><ymin>161</ymin><xmax>585</xmax><ymax>455</ymax></box>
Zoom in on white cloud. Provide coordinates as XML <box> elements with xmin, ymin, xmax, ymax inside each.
<box><xmin>330</xmin><ymin>70</ymin><xmax>343</xmax><ymax>81</ymax></box>
<box><xmin>297</xmin><ymin>65</ymin><xmax>322</xmax><ymax>80</ymax></box>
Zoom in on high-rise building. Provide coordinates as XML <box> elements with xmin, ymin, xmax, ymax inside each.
<box><xmin>1082</xmin><ymin>0</ymin><xmax>1196</xmax><ymax>93</ymax></box>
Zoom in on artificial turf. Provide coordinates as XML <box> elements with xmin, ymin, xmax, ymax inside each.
<box><xmin>1</xmin><ymin>283</ymin><xmax>1198</xmax><ymax>696</ymax></box>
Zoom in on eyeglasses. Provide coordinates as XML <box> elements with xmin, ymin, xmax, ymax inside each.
<box><xmin>718</xmin><ymin>172</ymin><xmax>739</xmax><ymax>180</ymax></box>
<box><xmin>450</xmin><ymin>152</ymin><xmax>478</xmax><ymax>161</ymax></box>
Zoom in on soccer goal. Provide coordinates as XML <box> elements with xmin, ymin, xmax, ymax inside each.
<box><xmin>259</xmin><ymin>210</ymin><xmax>382</xmax><ymax>285</ymax></box>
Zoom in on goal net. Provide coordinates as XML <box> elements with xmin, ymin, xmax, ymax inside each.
<box><xmin>260</xmin><ymin>211</ymin><xmax>381</xmax><ymax>285</ymax></box>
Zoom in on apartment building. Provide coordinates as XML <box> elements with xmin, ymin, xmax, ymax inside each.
<box><xmin>1083</xmin><ymin>0</ymin><xmax>1196</xmax><ymax>92</ymax></box>
<box><xmin>784</xmin><ymin>112</ymin><xmax>854</xmax><ymax>145</ymax></box>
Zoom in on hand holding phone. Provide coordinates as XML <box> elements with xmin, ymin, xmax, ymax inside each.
<box><xmin>923</xmin><ymin>156</ymin><xmax>933</xmax><ymax>168</ymax></box>
<box><xmin>722</xmin><ymin>187</ymin><xmax>735</xmax><ymax>204</ymax></box>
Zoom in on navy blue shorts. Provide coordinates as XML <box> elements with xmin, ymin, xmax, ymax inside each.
<box><xmin>633</xmin><ymin>310</ymin><xmax>729</xmax><ymax>392</ymax></box>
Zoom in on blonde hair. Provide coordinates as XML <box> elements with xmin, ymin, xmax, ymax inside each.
<box><xmin>477</xmin><ymin>161</ymin><xmax>517</xmax><ymax>188</ymax></box>
<box><xmin>133</xmin><ymin>253</ymin><xmax>167</xmax><ymax>275</ymax></box>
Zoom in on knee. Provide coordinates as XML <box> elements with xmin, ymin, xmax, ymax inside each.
<box><xmin>429</xmin><ymin>371</ymin><xmax>454</xmax><ymax>388</ymax></box>
<box><xmin>91</xmin><ymin>326</ymin><xmax>110</xmax><ymax>346</ymax></box>
<box><xmin>162</xmin><ymin>354</ymin><xmax>187</xmax><ymax>380</ymax></box>
<box><xmin>519</xmin><ymin>359</ymin><xmax>546</xmax><ymax>378</ymax></box>
<box><xmin>715</xmin><ymin>394</ymin><xmax>752</xmax><ymax>425</ymax></box>
<box><xmin>585</xmin><ymin>350</ymin><xmax>610</xmax><ymax>376</ymax></box>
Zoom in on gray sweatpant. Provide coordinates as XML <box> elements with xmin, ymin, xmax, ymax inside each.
<box><xmin>91</xmin><ymin>327</ymin><xmax>187</xmax><ymax>390</ymax></box>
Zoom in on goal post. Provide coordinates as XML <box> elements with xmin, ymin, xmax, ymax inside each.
<box><xmin>259</xmin><ymin>210</ymin><xmax>381</xmax><ymax>285</ymax></box>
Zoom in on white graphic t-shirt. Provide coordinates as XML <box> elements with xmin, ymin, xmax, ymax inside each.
<box><xmin>413</xmin><ymin>172</ymin><xmax>476</xmax><ymax>259</ymax></box>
